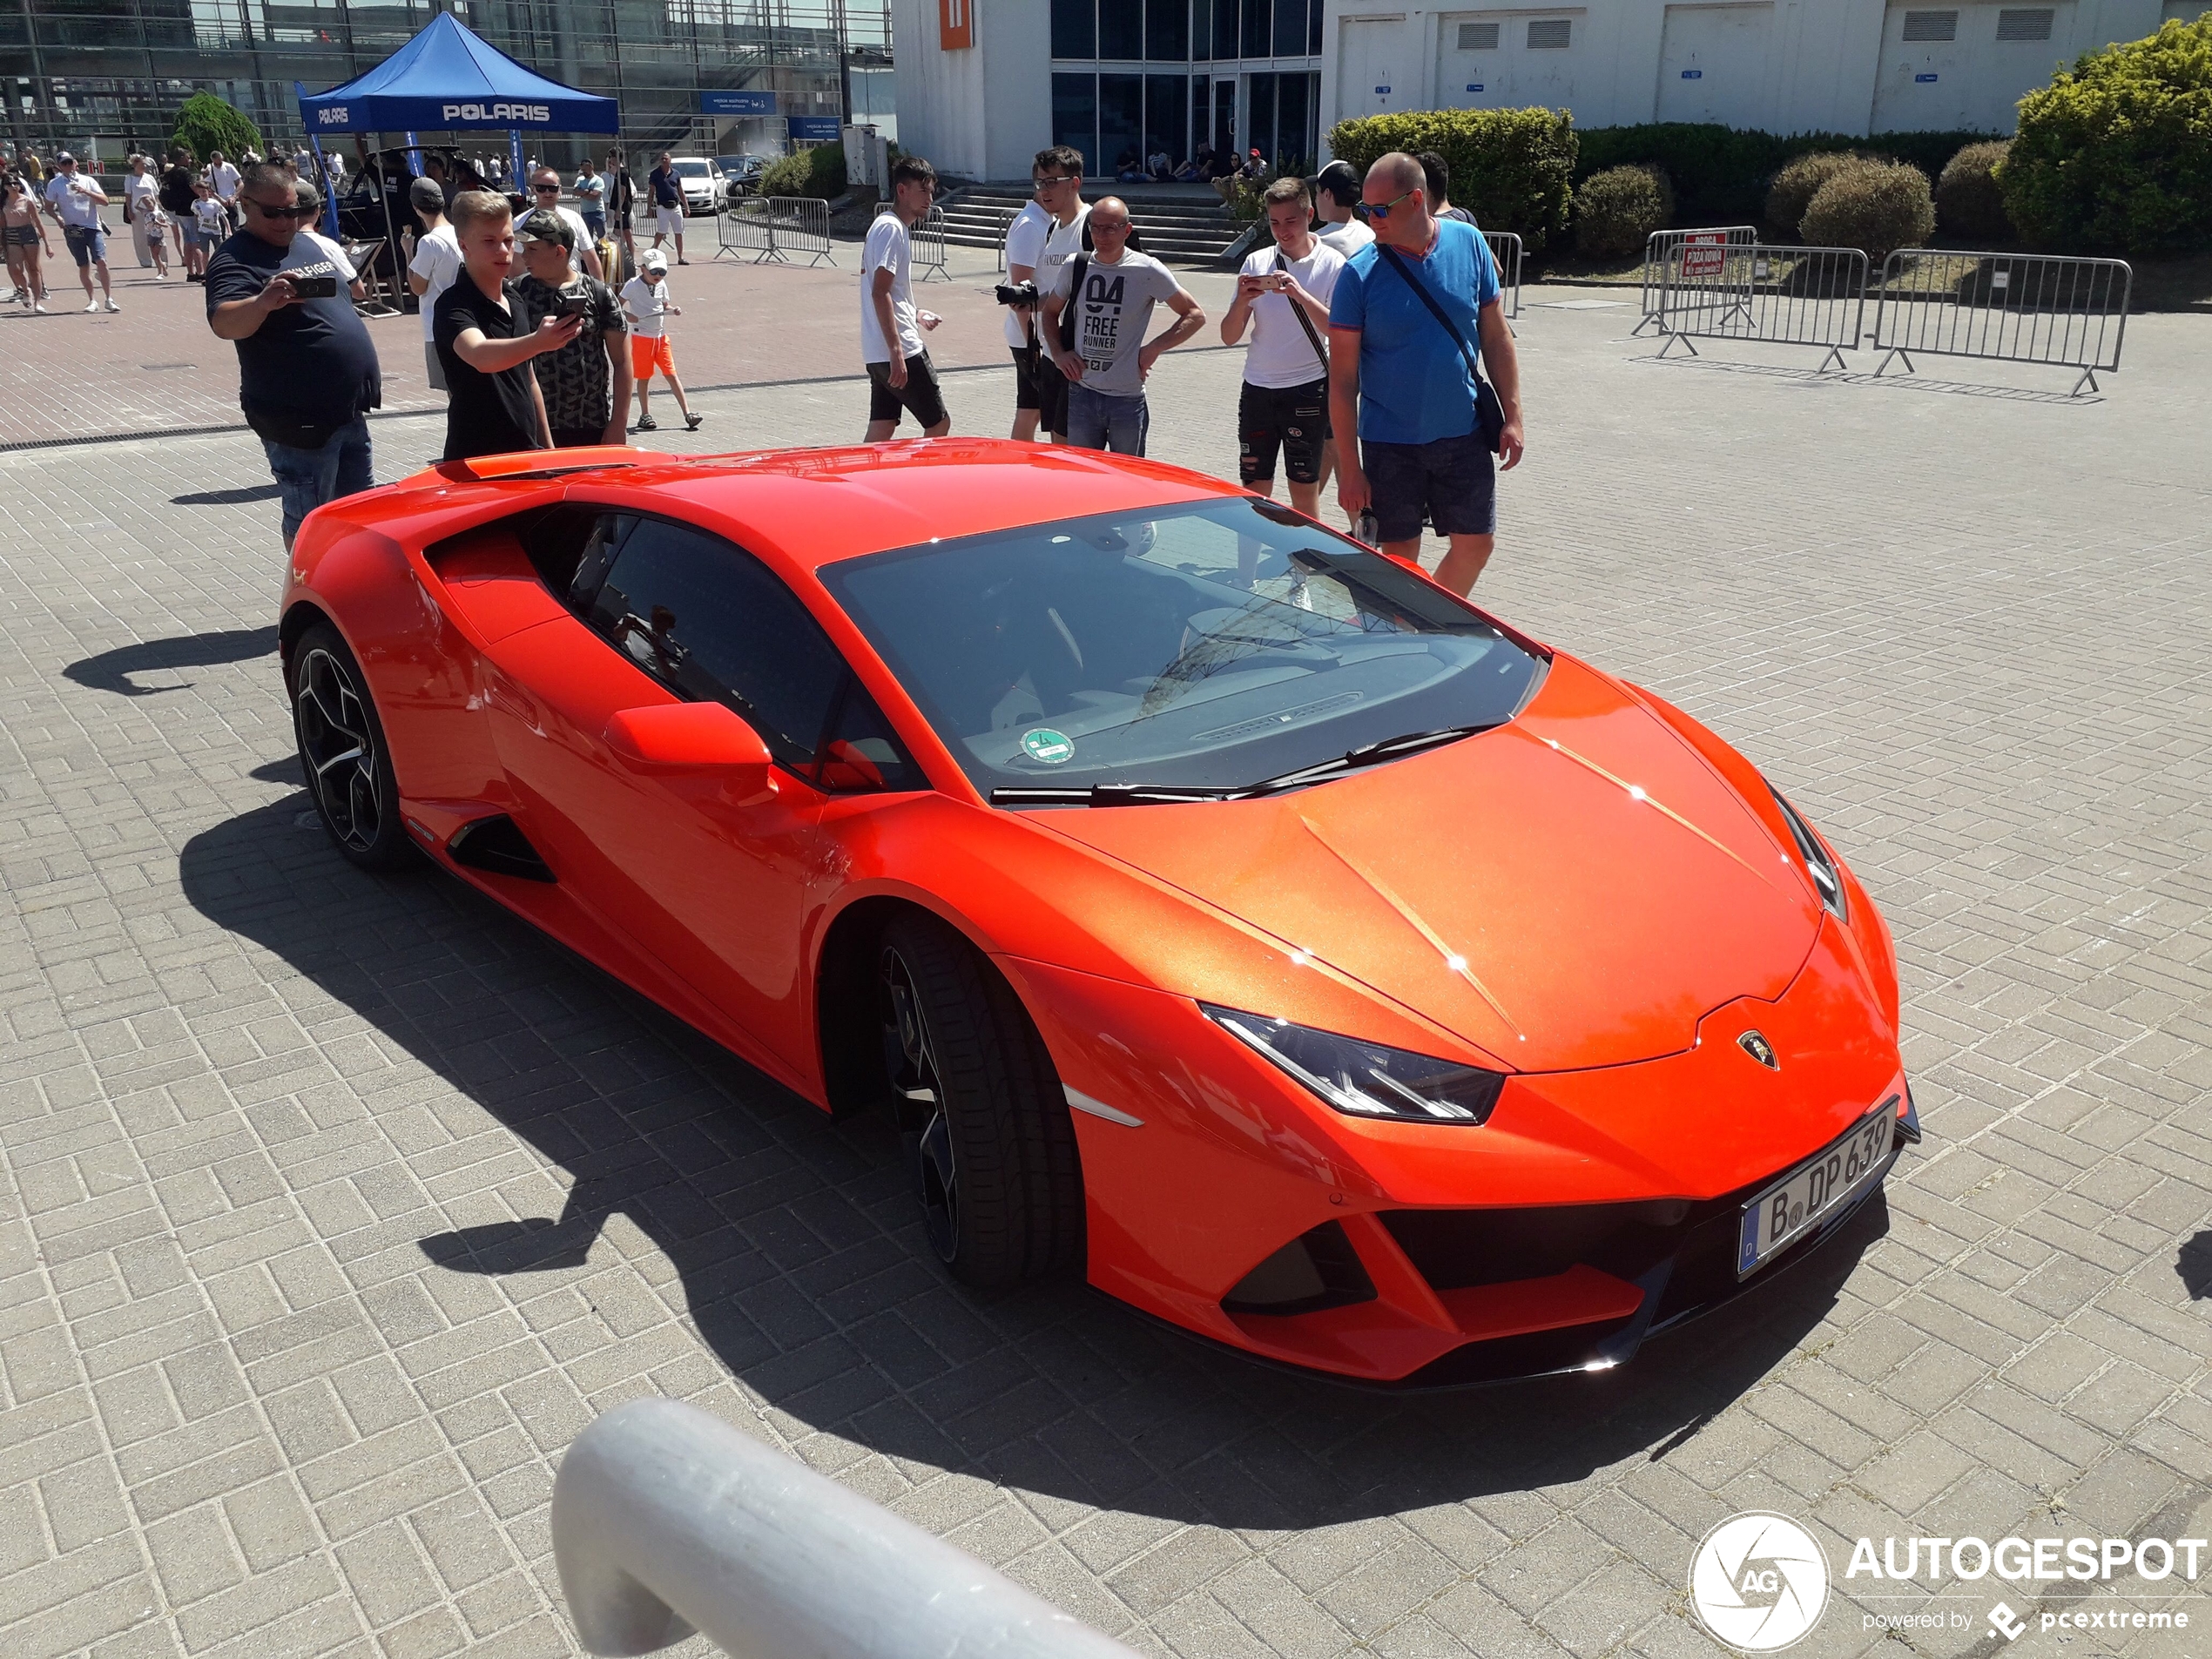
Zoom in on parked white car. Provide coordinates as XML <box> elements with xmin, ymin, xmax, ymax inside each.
<box><xmin>668</xmin><ymin>157</ymin><xmax>722</xmax><ymax>215</ymax></box>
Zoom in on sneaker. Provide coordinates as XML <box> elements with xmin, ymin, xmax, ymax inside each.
<box><xmin>632</xmin><ymin>415</ymin><xmax>658</xmax><ymax>432</ymax></box>
<box><xmin>684</xmin><ymin>412</ymin><xmax>704</xmax><ymax>431</ymax></box>
<box><xmin>84</xmin><ymin>300</ymin><xmax>100</xmax><ymax>314</ymax></box>
<box><xmin>104</xmin><ymin>298</ymin><xmax>121</xmax><ymax>314</ymax></box>
<box><xmin>33</xmin><ymin>301</ymin><xmax>47</xmax><ymax>314</ymax></box>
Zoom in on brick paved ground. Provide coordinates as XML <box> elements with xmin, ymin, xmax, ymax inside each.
<box><xmin>2</xmin><ymin>299</ymin><xmax>2209</xmax><ymax>1659</ymax></box>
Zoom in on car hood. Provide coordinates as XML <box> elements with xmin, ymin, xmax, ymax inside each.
<box><xmin>1032</xmin><ymin>657</ymin><xmax>1824</xmax><ymax>1071</ymax></box>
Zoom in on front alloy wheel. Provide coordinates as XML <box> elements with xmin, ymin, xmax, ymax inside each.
<box><xmin>289</xmin><ymin>623</ymin><xmax>413</xmax><ymax>871</ymax></box>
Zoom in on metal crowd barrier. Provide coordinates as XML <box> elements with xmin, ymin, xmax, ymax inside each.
<box><xmin>552</xmin><ymin>1399</ymin><xmax>1138</xmax><ymax>1657</ymax></box>
<box><xmin>914</xmin><ymin>203</ymin><xmax>952</xmax><ymax>282</ymax></box>
<box><xmin>1635</xmin><ymin>225</ymin><xmax>1757</xmax><ymax>335</ymax></box>
<box><xmin>1655</xmin><ymin>243</ymin><xmax>1869</xmax><ymax>372</ymax></box>
<box><xmin>1484</xmin><ymin>229</ymin><xmax>1522</xmax><ymax>320</ymax></box>
<box><xmin>712</xmin><ymin>195</ymin><xmax>837</xmax><ymax>266</ymax></box>
<box><xmin>1871</xmin><ymin>248</ymin><xmax>2131</xmax><ymax>395</ymax></box>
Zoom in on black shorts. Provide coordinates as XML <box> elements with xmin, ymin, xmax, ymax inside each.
<box><xmin>1035</xmin><ymin>352</ymin><xmax>1071</xmax><ymax>436</ymax></box>
<box><xmin>867</xmin><ymin>351</ymin><xmax>948</xmax><ymax>429</ymax></box>
<box><xmin>1363</xmin><ymin>428</ymin><xmax>1497</xmax><ymax>544</ymax></box>
<box><xmin>553</xmin><ymin>426</ymin><xmax>608</xmax><ymax>448</ymax></box>
<box><xmin>1238</xmin><ymin>376</ymin><xmax>1332</xmax><ymax>487</ymax></box>
<box><xmin>1010</xmin><ymin>345</ymin><xmax>1042</xmax><ymax>412</ymax></box>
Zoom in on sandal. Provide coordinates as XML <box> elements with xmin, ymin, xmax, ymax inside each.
<box><xmin>684</xmin><ymin>413</ymin><xmax>704</xmax><ymax>431</ymax></box>
<box><xmin>632</xmin><ymin>415</ymin><xmax>658</xmax><ymax>431</ymax></box>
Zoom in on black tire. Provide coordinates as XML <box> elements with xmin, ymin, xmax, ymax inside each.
<box><xmin>288</xmin><ymin>623</ymin><xmax>415</xmax><ymax>872</ymax></box>
<box><xmin>878</xmin><ymin>914</ymin><xmax>1084</xmax><ymax>1286</ymax></box>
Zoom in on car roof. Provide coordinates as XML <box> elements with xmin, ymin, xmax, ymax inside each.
<box><xmin>564</xmin><ymin>439</ymin><xmax>1244</xmax><ymax>574</ymax></box>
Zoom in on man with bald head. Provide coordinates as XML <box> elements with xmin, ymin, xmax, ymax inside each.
<box><xmin>1326</xmin><ymin>150</ymin><xmax>1524</xmax><ymax>595</ymax></box>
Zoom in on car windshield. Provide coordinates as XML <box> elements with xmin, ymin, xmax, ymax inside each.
<box><xmin>818</xmin><ymin>497</ymin><xmax>1547</xmax><ymax>802</ymax></box>
<box><xmin>674</xmin><ymin>160</ymin><xmax>711</xmax><ymax>179</ymax></box>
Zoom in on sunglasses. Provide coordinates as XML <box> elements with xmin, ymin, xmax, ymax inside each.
<box><xmin>1354</xmin><ymin>189</ymin><xmax>1415</xmax><ymax>223</ymax></box>
<box><xmin>248</xmin><ymin>199</ymin><xmax>317</xmax><ymax>219</ymax></box>
<box><xmin>1091</xmin><ymin>219</ymin><xmax>1130</xmax><ymax>234</ymax></box>
<box><xmin>532</xmin><ymin>183</ymin><xmax>561</xmax><ymax>192</ymax></box>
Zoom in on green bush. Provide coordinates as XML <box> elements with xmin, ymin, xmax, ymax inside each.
<box><xmin>1573</xmin><ymin>165</ymin><xmax>1673</xmax><ymax>260</ymax></box>
<box><xmin>1575</xmin><ymin>123</ymin><xmax>1995</xmax><ymax>226</ymax></box>
<box><xmin>1936</xmin><ymin>139</ymin><xmax>2014</xmax><ymax>240</ymax></box>
<box><xmin>1765</xmin><ymin>152</ymin><xmax>1871</xmax><ymax>237</ymax></box>
<box><xmin>2002</xmin><ymin>17</ymin><xmax>2212</xmax><ymax>254</ymax></box>
<box><xmin>1799</xmin><ymin>160</ymin><xmax>1935</xmax><ymax>261</ymax></box>
<box><xmin>758</xmin><ymin>143</ymin><xmax>846</xmax><ymax>201</ymax></box>
<box><xmin>1325</xmin><ymin>107</ymin><xmax>1575</xmax><ymax>252</ymax></box>
<box><xmin>170</xmin><ymin>92</ymin><xmax>262</xmax><ymax>166</ymax></box>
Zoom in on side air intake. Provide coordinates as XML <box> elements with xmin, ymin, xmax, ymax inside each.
<box><xmin>1221</xmin><ymin>1222</ymin><xmax>1377</xmax><ymax>1316</ymax></box>
<box><xmin>447</xmin><ymin>815</ymin><xmax>556</xmax><ymax>883</ymax></box>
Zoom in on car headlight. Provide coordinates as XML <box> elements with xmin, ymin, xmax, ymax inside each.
<box><xmin>1202</xmin><ymin>1005</ymin><xmax>1505</xmax><ymax>1125</ymax></box>
<box><xmin>1770</xmin><ymin>786</ymin><xmax>1847</xmax><ymax>921</ymax></box>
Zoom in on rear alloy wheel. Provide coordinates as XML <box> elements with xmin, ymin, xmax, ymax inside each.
<box><xmin>289</xmin><ymin>623</ymin><xmax>414</xmax><ymax>872</ymax></box>
<box><xmin>878</xmin><ymin>914</ymin><xmax>1084</xmax><ymax>1286</ymax></box>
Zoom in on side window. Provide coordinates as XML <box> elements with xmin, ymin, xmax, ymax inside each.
<box><xmin>817</xmin><ymin>679</ymin><xmax>921</xmax><ymax>794</ymax></box>
<box><xmin>583</xmin><ymin>517</ymin><xmax>911</xmax><ymax>787</ymax></box>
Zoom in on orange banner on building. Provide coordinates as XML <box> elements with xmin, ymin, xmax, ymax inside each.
<box><xmin>940</xmin><ymin>0</ymin><xmax>974</xmax><ymax>50</ymax></box>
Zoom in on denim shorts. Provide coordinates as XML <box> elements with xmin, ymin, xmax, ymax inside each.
<box><xmin>64</xmin><ymin>226</ymin><xmax>107</xmax><ymax>268</ymax></box>
<box><xmin>1363</xmin><ymin>427</ymin><xmax>1496</xmax><ymax>543</ymax></box>
<box><xmin>1065</xmin><ymin>383</ymin><xmax>1149</xmax><ymax>456</ymax></box>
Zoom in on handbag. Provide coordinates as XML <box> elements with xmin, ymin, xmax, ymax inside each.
<box><xmin>1374</xmin><ymin>241</ymin><xmax>1506</xmax><ymax>455</ymax></box>
<box><xmin>1271</xmin><ymin>250</ymin><xmax>1329</xmax><ymax>377</ymax></box>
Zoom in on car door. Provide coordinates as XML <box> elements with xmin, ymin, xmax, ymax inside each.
<box><xmin>482</xmin><ymin>511</ymin><xmax>923</xmax><ymax>1082</ymax></box>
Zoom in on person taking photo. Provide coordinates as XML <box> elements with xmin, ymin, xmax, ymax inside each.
<box><xmin>1222</xmin><ymin>176</ymin><xmax>1345</xmax><ymax>524</ymax></box>
<box><xmin>434</xmin><ymin>189</ymin><xmax>580</xmax><ymax>461</ymax></box>
<box><xmin>513</xmin><ymin>209</ymin><xmax>631</xmax><ymax>448</ymax></box>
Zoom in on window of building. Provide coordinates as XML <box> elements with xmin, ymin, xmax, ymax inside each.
<box><xmin>1273</xmin><ymin>0</ymin><xmax>1304</xmax><ymax>57</ymax></box>
<box><xmin>1900</xmin><ymin>10</ymin><xmax>1959</xmax><ymax>41</ymax></box>
<box><xmin>1242</xmin><ymin>0</ymin><xmax>1271</xmax><ymax>57</ymax></box>
<box><xmin>1052</xmin><ymin>71</ymin><xmax>1100</xmax><ymax>172</ymax></box>
<box><xmin>1145</xmin><ymin>72</ymin><xmax>1190</xmax><ymax>162</ymax></box>
<box><xmin>1099</xmin><ymin>0</ymin><xmax>1143</xmax><ymax>58</ymax></box>
<box><xmin>1527</xmin><ymin>18</ymin><xmax>1573</xmax><ymax>48</ymax></box>
<box><xmin>1099</xmin><ymin>71</ymin><xmax>1143</xmax><ymax>172</ymax></box>
<box><xmin>1459</xmin><ymin>21</ymin><xmax>1502</xmax><ymax>51</ymax></box>
<box><xmin>1994</xmin><ymin>7</ymin><xmax>2054</xmax><ymax>39</ymax></box>
<box><xmin>1213</xmin><ymin>0</ymin><xmax>1239</xmax><ymax>59</ymax></box>
<box><xmin>1148</xmin><ymin>0</ymin><xmax>1190</xmax><ymax>60</ymax></box>
<box><xmin>1052</xmin><ymin>0</ymin><xmax>1097</xmax><ymax>57</ymax></box>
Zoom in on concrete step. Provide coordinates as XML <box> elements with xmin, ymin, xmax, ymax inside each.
<box><xmin>934</xmin><ymin>185</ymin><xmax>1244</xmax><ymax>265</ymax></box>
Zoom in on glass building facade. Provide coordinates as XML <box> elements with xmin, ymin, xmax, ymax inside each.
<box><xmin>1049</xmin><ymin>0</ymin><xmax>1321</xmax><ymax>180</ymax></box>
<box><xmin>1</xmin><ymin>0</ymin><xmax>889</xmax><ymax>169</ymax></box>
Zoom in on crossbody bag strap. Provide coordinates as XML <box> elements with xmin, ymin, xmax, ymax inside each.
<box><xmin>1273</xmin><ymin>250</ymin><xmax>1330</xmax><ymax>375</ymax></box>
<box><xmin>1375</xmin><ymin>242</ymin><xmax>1481</xmax><ymax>384</ymax></box>
<box><xmin>1057</xmin><ymin>252</ymin><xmax>1089</xmax><ymax>354</ymax></box>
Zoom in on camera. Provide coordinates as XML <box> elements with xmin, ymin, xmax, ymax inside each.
<box><xmin>993</xmin><ymin>280</ymin><xmax>1040</xmax><ymax>308</ymax></box>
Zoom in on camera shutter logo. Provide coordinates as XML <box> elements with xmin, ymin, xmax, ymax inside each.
<box><xmin>1689</xmin><ymin>1513</ymin><xmax>1830</xmax><ymax>1651</ymax></box>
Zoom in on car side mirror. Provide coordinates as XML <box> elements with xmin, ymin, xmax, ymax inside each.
<box><xmin>604</xmin><ymin>704</ymin><xmax>778</xmax><ymax>806</ymax></box>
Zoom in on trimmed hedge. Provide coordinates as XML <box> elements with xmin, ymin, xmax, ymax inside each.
<box><xmin>1326</xmin><ymin>107</ymin><xmax>1575</xmax><ymax>252</ymax></box>
<box><xmin>1799</xmin><ymin>161</ymin><xmax>1936</xmax><ymax>261</ymax></box>
<box><xmin>1575</xmin><ymin>123</ymin><xmax>1995</xmax><ymax>226</ymax></box>
<box><xmin>1936</xmin><ymin>140</ymin><xmax>2013</xmax><ymax>240</ymax></box>
<box><xmin>1574</xmin><ymin>165</ymin><xmax>1673</xmax><ymax>260</ymax></box>
<box><xmin>758</xmin><ymin>143</ymin><xmax>846</xmax><ymax>201</ymax></box>
<box><xmin>1765</xmin><ymin>152</ymin><xmax>1869</xmax><ymax>238</ymax></box>
<box><xmin>2002</xmin><ymin>17</ymin><xmax>2212</xmax><ymax>254</ymax></box>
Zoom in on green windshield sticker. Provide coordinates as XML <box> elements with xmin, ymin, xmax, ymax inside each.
<box><xmin>1022</xmin><ymin>728</ymin><xmax>1076</xmax><ymax>765</ymax></box>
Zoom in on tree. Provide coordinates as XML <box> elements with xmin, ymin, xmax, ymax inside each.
<box><xmin>171</xmin><ymin>92</ymin><xmax>265</xmax><ymax>164</ymax></box>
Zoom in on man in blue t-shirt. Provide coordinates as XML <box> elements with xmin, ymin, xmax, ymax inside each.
<box><xmin>1327</xmin><ymin>152</ymin><xmax>1525</xmax><ymax>596</ymax></box>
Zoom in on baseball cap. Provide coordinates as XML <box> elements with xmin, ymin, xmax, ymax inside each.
<box><xmin>55</xmin><ymin>150</ymin><xmax>75</xmax><ymax>165</ymax></box>
<box><xmin>1312</xmin><ymin>159</ymin><xmax>1359</xmax><ymax>203</ymax></box>
<box><xmin>408</xmin><ymin>177</ymin><xmax>445</xmax><ymax>212</ymax></box>
<box><xmin>641</xmin><ymin>248</ymin><xmax>668</xmax><ymax>273</ymax></box>
<box><xmin>516</xmin><ymin>208</ymin><xmax>574</xmax><ymax>249</ymax></box>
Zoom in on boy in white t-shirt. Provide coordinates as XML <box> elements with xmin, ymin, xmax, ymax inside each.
<box><xmin>860</xmin><ymin>156</ymin><xmax>948</xmax><ymax>442</ymax></box>
<box><xmin>1220</xmin><ymin>176</ymin><xmax>1346</xmax><ymax>522</ymax></box>
<box><xmin>619</xmin><ymin>248</ymin><xmax>700</xmax><ymax>432</ymax></box>
<box><xmin>403</xmin><ymin>177</ymin><xmax>462</xmax><ymax>392</ymax></box>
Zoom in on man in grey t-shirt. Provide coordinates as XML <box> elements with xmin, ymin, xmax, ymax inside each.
<box><xmin>1040</xmin><ymin>197</ymin><xmax>1204</xmax><ymax>456</ymax></box>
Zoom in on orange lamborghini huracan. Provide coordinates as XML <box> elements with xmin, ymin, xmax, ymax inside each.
<box><xmin>280</xmin><ymin>440</ymin><xmax>1917</xmax><ymax>1386</ymax></box>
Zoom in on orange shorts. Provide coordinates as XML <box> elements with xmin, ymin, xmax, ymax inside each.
<box><xmin>630</xmin><ymin>333</ymin><xmax>676</xmax><ymax>382</ymax></box>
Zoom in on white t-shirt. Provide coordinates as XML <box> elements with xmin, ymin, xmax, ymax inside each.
<box><xmin>301</xmin><ymin>230</ymin><xmax>358</xmax><ymax>282</ymax></box>
<box><xmin>622</xmin><ymin>274</ymin><xmax>671</xmax><ymax>338</ymax></box>
<box><xmin>408</xmin><ymin>222</ymin><xmax>462</xmax><ymax>342</ymax></box>
<box><xmin>1238</xmin><ymin>238</ymin><xmax>1345</xmax><ymax>388</ymax></box>
<box><xmin>554</xmin><ymin>205</ymin><xmax>592</xmax><ymax>273</ymax></box>
<box><xmin>1001</xmin><ymin>200</ymin><xmax>1051</xmax><ymax>350</ymax></box>
<box><xmin>125</xmin><ymin>172</ymin><xmax>160</xmax><ymax>219</ymax></box>
<box><xmin>1317</xmin><ymin>219</ymin><xmax>1375</xmax><ymax>259</ymax></box>
<box><xmin>44</xmin><ymin>175</ymin><xmax>104</xmax><ymax>231</ymax></box>
<box><xmin>859</xmin><ymin>211</ymin><xmax>920</xmax><ymax>365</ymax></box>
<box><xmin>1035</xmin><ymin>203</ymin><xmax>1092</xmax><ymax>307</ymax></box>
<box><xmin>192</xmin><ymin>198</ymin><xmax>228</xmax><ymax>239</ymax></box>
<box><xmin>206</xmin><ymin>161</ymin><xmax>240</xmax><ymax>201</ymax></box>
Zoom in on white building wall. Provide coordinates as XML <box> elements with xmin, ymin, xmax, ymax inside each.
<box><xmin>888</xmin><ymin>0</ymin><xmax>1053</xmax><ymax>180</ymax></box>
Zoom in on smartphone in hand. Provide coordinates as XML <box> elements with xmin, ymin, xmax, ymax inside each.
<box><xmin>290</xmin><ymin>274</ymin><xmax>339</xmax><ymax>300</ymax></box>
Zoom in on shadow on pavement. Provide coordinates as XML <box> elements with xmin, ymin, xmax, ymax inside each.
<box><xmin>180</xmin><ymin>792</ymin><xmax>1885</xmax><ymax>1529</ymax></box>
<box><xmin>64</xmin><ymin>624</ymin><xmax>278</xmax><ymax>697</ymax></box>
<box><xmin>172</xmin><ymin>483</ymin><xmax>285</xmax><ymax>504</ymax></box>
<box><xmin>2180</xmin><ymin>1232</ymin><xmax>2212</xmax><ymax>1300</ymax></box>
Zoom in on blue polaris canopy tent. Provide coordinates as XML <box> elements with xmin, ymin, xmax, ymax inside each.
<box><xmin>296</xmin><ymin>12</ymin><xmax>617</xmax><ymax>138</ymax></box>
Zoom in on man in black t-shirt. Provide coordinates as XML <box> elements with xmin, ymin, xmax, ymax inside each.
<box><xmin>513</xmin><ymin>210</ymin><xmax>630</xmax><ymax>447</ymax></box>
<box><xmin>205</xmin><ymin>162</ymin><xmax>381</xmax><ymax>550</ymax></box>
<box><xmin>434</xmin><ymin>190</ymin><xmax>580</xmax><ymax>462</ymax></box>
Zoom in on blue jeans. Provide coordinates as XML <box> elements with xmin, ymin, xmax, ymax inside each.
<box><xmin>1066</xmin><ymin>383</ymin><xmax>1150</xmax><ymax>456</ymax></box>
<box><xmin>262</xmin><ymin>415</ymin><xmax>374</xmax><ymax>548</ymax></box>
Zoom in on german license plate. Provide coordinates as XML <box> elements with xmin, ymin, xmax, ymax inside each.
<box><xmin>1737</xmin><ymin>1105</ymin><xmax>1897</xmax><ymax>1278</ymax></box>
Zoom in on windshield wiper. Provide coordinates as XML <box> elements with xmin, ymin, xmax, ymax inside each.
<box><xmin>990</xmin><ymin>725</ymin><xmax>1503</xmax><ymax>809</ymax></box>
<box><xmin>991</xmin><ymin>784</ymin><xmax>1247</xmax><ymax>807</ymax></box>
<box><xmin>1244</xmin><ymin>724</ymin><xmax>1504</xmax><ymax>795</ymax></box>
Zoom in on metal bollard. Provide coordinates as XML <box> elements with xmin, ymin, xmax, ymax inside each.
<box><xmin>551</xmin><ymin>1398</ymin><xmax>1141</xmax><ymax>1658</ymax></box>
